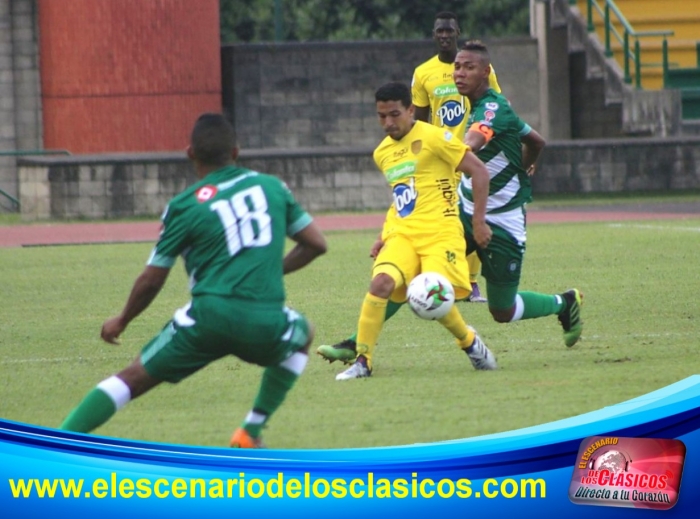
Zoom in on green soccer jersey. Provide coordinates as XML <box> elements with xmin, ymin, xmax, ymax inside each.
<box><xmin>148</xmin><ymin>165</ymin><xmax>312</xmax><ymax>303</ymax></box>
<box><xmin>458</xmin><ymin>88</ymin><xmax>533</xmax><ymax>243</ymax></box>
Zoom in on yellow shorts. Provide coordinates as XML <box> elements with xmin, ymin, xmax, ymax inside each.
<box><xmin>372</xmin><ymin>231</ymin><xmax>471</xmax><ymax>302</ymax></box>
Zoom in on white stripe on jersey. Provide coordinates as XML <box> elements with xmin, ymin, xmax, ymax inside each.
<box><xmin>216</xmin><ymin>172</ymin><xmax>258</xmax><ymax>191</ymax></box>
<box><xmin>173</xmin><ymin>301</ymin><xmax>196</xmax><ymax>327</ymax></box>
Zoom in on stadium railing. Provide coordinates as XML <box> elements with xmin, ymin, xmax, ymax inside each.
<box><xmin>576</xmin><ymin>0</ymin><xmax>674</xmax><ymax>89</ymax></box>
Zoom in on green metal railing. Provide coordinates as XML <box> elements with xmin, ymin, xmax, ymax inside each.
<box><xmin>0</xmin><ymin>149</ymin><xmax>71</xmax><ymax>211</ymax></box>
<box><xmin>0</xmin><ymin>149</ymin><xmax>71</xmax><ymax>157</ymax></box>
<box><xmin>580</xmin><ymin>0</ymin><xmax>673</xmax><ymax>88</ymax></box>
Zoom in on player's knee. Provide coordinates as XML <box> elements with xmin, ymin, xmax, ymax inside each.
<box><xmin>489</xmin><ymin>307</ymin><xmax>514</xmax><ymax>323</ymax></box>
<box><xmin>300</xmin><ymin>323</ymin><xmax>315</xmax><ymax>353</ymax></box>
<box><xmin>369</xmin><ymin>273</ymin><xmax>395</xmax><ymax>298</ymax></box>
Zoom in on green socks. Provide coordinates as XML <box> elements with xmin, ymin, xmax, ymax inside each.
<box><xmin>60</xmin><ymin>388</ymin><xmax>117</xmax><ymax>433</ymax></box>
<box><xmin>518</xmin><ymin>291</ymin><xmax>565</xmax><ymax>320</ymax></box>
<box><xmin>244</xmin><ymin>352</ymin><xmax>307</xmax><ymax>438</ymax></box>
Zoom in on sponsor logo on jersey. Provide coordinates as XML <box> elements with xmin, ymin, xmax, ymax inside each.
<box><xmin>392</xmin><ymin>177</ymin><xmax>418</xmax><ymax>218</ymax></box>
<box><xmin>433</xmin><ymin>84</ymin><xmax>459</xmax><ymax>97</ymax></box>
<box><xmin>393</xmin><ymin>148</ymin><xmax>408</xmax><ymax>158</ymax></box>
<box><xmin>443</xmin><ymin>131</ymin><xmax>453</xmax><ymax>141</ymax></box>
<box><xmin>411</xmin><ymin>140</ymin><xmax>422</xmax><ymax>154</ymax></box>
<box><xmin>484</xmin><ymin>110</ymin><xmax>496</xmax><ymax>121</ymax></box>
<box><xmin>436</xmin><ymin>99</ymin><xmax>466</xmax><ymax>127</ymax></box>
<box><xmin>485</xmin><ymin>102</ymin><xmax>499</xmax><ymax>111</ymax></box>
<box><xmin>196</xmin><ymin>185</ymin><xmax>218</xmax><ymax>202</ymax></box>
<box><xmin>385</xmin><ymin>161</ymin><xmax>417</xmax><ymax>183</ymax></box>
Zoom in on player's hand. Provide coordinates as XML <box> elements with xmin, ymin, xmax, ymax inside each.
<box><xmin>369</xmin><ymin>238</ymin><xmax>385</xmax><ymax>259</ymax></box>
<box><xmin>101</xmin><ymin>316</ymin><xmax>127</xmax><ymax>345</ymax></box>
<box><xmin>473</xmin><ymin>222</ymin><xmax>492</xmax><ymax>249</ymax></box>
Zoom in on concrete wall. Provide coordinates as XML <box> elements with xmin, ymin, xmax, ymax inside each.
<box><xmin>221</xmin><ymin>38</ymin><xmax>540</xmax><ymax>150</ymax></box>
<box><xmin>532</xmin><ymin>135</ymin><xmax>700</xmax><ymax>192</ymax></box>
<box><xmin>18</xmin><ymin>136</ymin><xmax>700</xmax><ymax>220</ymax></box>
<box><xmin>0</xmin><ymin>0</ymin><xmax>42</xmax><ymax>211</ymax></box>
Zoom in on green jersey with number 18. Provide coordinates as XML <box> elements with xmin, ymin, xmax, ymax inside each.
<box><xmin>147</xmin><ymin>165</ymin><xmax>312</xmax><ymax>303</ymax></box>
<box><xmin>458</xmin><ymin>88</ymin><xmax>533</xmax><ymax>244</ymax></box>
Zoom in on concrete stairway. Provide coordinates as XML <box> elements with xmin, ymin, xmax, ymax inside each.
<box><xmin>576</xmin><ymin>0</ymin><xmax>700</xmax><ymax>89</ymax></box>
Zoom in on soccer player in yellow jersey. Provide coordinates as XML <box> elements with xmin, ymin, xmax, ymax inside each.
<box><xmin>412</xmin><ymin>11</ymin><xmax>501</xmax><ymax>303</ymax></box>
<box><xmin>329</xmin><ymin>82</ymin><xmax>497</xmax><ymax>380</ymax></box>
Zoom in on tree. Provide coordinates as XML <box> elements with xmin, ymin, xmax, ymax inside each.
<box><xmin>220</xmin><ymin>0</ymin><xmax>530</xmax><ymax>43</ymax></box>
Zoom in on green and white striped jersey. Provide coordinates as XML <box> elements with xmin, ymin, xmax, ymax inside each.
<box><xmin>458</xmin><ymin>88</ymin><xmax>533</xmax><ymax>243</ymax></box>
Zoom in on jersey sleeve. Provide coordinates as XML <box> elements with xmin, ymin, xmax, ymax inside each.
<box><xmin>411</xmin><ymin>68</ymin><xmax>430</xmax><ymax>108</ymax></box>
<box><xmin>282</xmin><ymin>181</ymin><xmax>313</xmax><ymax>237</ymax></box>
<box><xmin>468</xmin><ymin>99</ymin><xmax>524</xmax><ymax>141</ymax></box>
<box><xmin>488</xmin><ymin>66</ymin><xmax>502</xmax><ymax>94</ymax></box>
<box><xmin>147</xmin><ymin>203</ymin><xmax>189</xmax><ymax>268</ymax></box>
<box><xmin>430</xmin><ymin>128</ymin><xmax>468</xmax><ymax>171</ymax></box>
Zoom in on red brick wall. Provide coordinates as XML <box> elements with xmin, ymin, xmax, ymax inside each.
<box><xmin>39</xmin><ymin>0</ymin><xmax>222</xmax><ymax>153</ymax></box>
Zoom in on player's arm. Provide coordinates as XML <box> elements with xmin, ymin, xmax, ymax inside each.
<box><xmin>411</xmin><ymin>70</ymin><xmax>430</xmax><ymax>122</ymax></box>
<box><xmin>283</xmin><ymin>221</ymin><xmax>327</xmax><ymax>275</ymax></box>
<box><xmin>463</xmin><ymin>122</ymin><xmax>491</xmax><ymax>153</ymax></box>
<box><xmin>102</xmin><ymin>266</ymin><xmax>170</xmax><ymax>344</ymax></box>
<box><xmin>521</xmin><ymin>127</ymin><xmax>546</xmax><ymax>175</ymax></box>
<box><xmin>414</xmin><ymin>105</ymin><xmax>430</xmax><ymax>122</ymax></box>
<box><xmin>457</xmin><ymin>150</ymin><xmax>492</xmax><ymax>248</ymax></box>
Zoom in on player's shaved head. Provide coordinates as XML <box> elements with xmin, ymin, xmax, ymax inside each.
<box><xmin>461</xmin><ymin>40</ymin><xmax>491</xmax><ymax>66</ymax></box>
<box><xmin>434</xmin><ymin>11</ymin><xmax>459</xmax><ymax>26</ymax></box>
<box><xmin>190</xmin><ymin>113</ymin><xmax>237</xmax><ymax>167</ymax></box>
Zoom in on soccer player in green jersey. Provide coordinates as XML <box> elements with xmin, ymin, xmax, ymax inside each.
<box><xmin>454</xmin><ymin>40</ymin><xmax>583</xmax><ymax>347</ymax></box>
<box><xmin>412</xmin><ymin>11</ymin><xmax>501</xmax><ymax>303</ymax></box>
<box><xmin>60</xmin><ymin>113</ymin><xmax>327</xmax><ymax>448</ymax></box>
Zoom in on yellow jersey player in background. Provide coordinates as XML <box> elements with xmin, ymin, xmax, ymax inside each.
<box><xmin>321</xmin><ymin>82</ymin><xmax>497</xmax><ymax>380</ymax></box>
<box><xmin>412</xmin><ymin>11</ymin><xmax>501</xmax><ymax>303</ymax></box>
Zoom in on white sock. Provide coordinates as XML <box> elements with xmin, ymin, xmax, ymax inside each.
<box><xmin>510</xmin><ymin>294</ymin><xmax>525</xmax><ymax>322</ymax></box>
<box><xmin>96</xmin><ymin>376</ymin><xmax>131</xmax><ymax>410</ymax></box>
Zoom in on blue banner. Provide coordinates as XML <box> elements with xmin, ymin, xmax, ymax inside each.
<box><xmin>2</xmin><ymin>376</ymin><xmax>699</xmax><ymax>518</ymax></box>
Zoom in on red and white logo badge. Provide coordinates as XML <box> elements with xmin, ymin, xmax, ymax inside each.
<box><xmin>569</xmin><ymin>436</ymin><xmax>686</xmax><ymax>510</ymax></box>
<box><xmin>196</xmin><ymin>185</ymin><xmax>218</xmax><ymax>202</ymax></box>
<box><xmin>484</xmin><ymin>110</ymin><xmax>496</xmax><ymax>121</ymax></box>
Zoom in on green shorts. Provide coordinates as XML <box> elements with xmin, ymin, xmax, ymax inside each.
<box><xmin>461</xmin><ymin>212</ymin><xmax>527</xmax><ymax>310</ymax></box>
<box><xmin>140</xmin><ymin>295</ymin><xmax>310</xmax><ymax>383</ymax></box>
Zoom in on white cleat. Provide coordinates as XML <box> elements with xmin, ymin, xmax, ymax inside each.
<box><xmin>335</xmin><ymin>356</ymin><xmax>372</xmax><ymax>380</ymax></box>
<box><xmin>465</xmin><ymin>327</ymin><xmax>498</xmax><ymax>370</ymax></box>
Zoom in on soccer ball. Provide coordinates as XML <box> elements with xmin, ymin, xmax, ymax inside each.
<box><xmin>406</xmin><ymin>272</ymin><xmax>455</xmax><ymax>320</ymax></box>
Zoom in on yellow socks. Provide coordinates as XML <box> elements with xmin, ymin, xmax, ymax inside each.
<box><xmin>356</xmin><ymin>293</ymin><xmax>388</xmax><ymax>368</ymax></box>
<box><xmin>437</xmin><ymin>305</ymin><xmax>475</xmax><ymax>349</ymax></box>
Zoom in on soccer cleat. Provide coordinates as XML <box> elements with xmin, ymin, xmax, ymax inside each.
<box><xmin>558</xmin><ymin>289</ymin><xmax>583</xmax><ymax>347</ymax></box>
<box><xmin>464</xmin><ymin>327</ymin><xmax>498</xmax><ymax>370</ymax></box>
<box><xmin>467</xmin><ymin>282</ymin><xmax>487</xmax><ymax>303</ymax></box>
<box><xmin>316</xmin><ymin>338</ymin><xmax>357</xmax><ymax>364</ymax></box>
<box><xmin>335</xmin><ymin>355</ymin><xmax>372</xmax><ymax>380</ymax></box>
<box><xmin>230</xmin><ymin>427</ymin><xmax>265</xmax><ymax>448</ymax></box>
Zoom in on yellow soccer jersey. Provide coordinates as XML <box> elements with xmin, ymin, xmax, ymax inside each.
<box><xmin>373</xmin><ymin>121</ymin><xmax>467</xmax><ymax>240</ymax></box>
<box><xmin>411</xmin><ymin>54</ymin><xmax>501</xmax><ymax>138</ymax></box>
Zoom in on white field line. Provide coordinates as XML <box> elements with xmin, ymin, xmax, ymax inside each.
<box><xmin>607</xmin><ymin>223</ymin><xmax>700</xmax><ymax>233</ymax></box>
<box><xmin>4</xmin><ymin>332</ymin><xmax>696</xmax><ymax>361</ymax></box>
<box><xmin>1</xmin><ymin>355</ymin><xmax>133</xmax><ymax>365</ymax></box>
<box><xmin>401</xmin><ymin>331</ymin><xmax>697</xmax><ymax>348</ymax></box>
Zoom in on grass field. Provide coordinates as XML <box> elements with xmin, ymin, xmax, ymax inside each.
<box><xmin>1</xmin><ymin>216</ymin><xmax>699</xmax><ymax>449</ymax></box>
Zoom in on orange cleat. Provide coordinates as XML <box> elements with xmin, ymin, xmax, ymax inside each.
<box><xmin>230</xmin><ymin>427</ymin><xmax>265</xmax><ymax>448</ymax></box>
